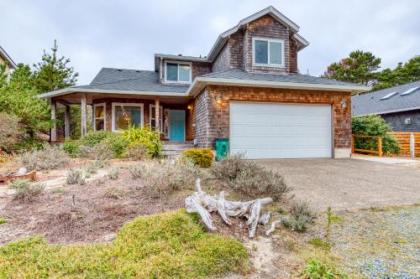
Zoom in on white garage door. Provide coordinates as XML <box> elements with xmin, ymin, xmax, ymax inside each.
<box><xmin>230</xmin><ymin>102</ymin><xmax>332</xmax><ymax>159</ymax></box>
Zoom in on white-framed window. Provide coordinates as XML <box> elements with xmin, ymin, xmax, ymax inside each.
<box><xmin>252</xmin><ymin>37</ymin><xmax>285</xmax><ymax>67</ymax></box>
<box><xmin>149</xmin><ymin>104</ymin><xmax>163</xmax><ymax>132</ymax></box>
<box><xmin>111</xmin><ymin>103</ymin><xmax>144</xmax><ymax>132</ymax></box>
<box><xmin>164</xmin><ymin>61</ymin><xmax>192</xmax><ymax>83</ymax></box>
<box><xmin>93</xmin><ymin>103</ymin><xmax>106</xmax><ymax>131</ymax></box>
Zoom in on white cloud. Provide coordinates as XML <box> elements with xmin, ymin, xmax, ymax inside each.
<box><xmin>1</xmin><ymin>0</ymin><xmax>419</xmax><ymax>84</ymax></box>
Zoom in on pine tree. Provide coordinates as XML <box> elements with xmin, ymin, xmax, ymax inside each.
<box><xmin>33</xmin><ymin>40</ymin><xmax>78</xmax><ymax>93</ymax></box>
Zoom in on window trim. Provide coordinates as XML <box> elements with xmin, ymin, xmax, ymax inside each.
<box><xmin>93</xmin><ymin>103</ymin><xmax>106</xmax><ymax>131</ymax></box>
<box><xmin>252</xmin><ymin>37</ymin><xmax>285</xmax><ymax>68</ymax></box>
<box><xmin>149</xmin><ymin>104</ymin><xmax>163</xmax><ymax>132</ymax></box>
<box><xmin>164</xmin><ymin>61</ymin><xmax>192</xmax><ymax>84</ymax></box>
<box><xmin>111</xmin><ymin>102</ymin><xmax>144</xmax><ymax>132</ymax></box>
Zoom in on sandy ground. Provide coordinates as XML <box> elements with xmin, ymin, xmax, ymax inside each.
<box><xmin>258</xmin><ymin>158</ymin><xmax>420</xmax><ymax>212</ymax></box>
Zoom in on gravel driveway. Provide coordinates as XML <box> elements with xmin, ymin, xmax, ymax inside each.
<box><xmin>258</xmin><ymin>159</ymin><xmax>420</xmax><ymax>211</ymax></box>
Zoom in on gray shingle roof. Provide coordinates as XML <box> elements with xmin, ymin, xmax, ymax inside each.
<box><xmin>81</xmin><ymin>67</ymin><xmax>189</xmax><ymax>93</ymax></box>
<box><xmin>200</xmin><ymin>69</ymin><xmax>362</xmax><ymax>87</ymax></box>
<box><xmin>352</xmin><ymin>81</ymin><xmax>420</xmax><ymax>115</ymax></box>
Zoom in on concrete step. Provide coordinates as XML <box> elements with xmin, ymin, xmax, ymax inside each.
<box><xmin>162</xmin><ymin>142</ymin><xmax>194</xmax><ymax>158</ymax></box>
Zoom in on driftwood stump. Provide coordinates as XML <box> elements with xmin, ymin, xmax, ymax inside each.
<box><xmin>185</xmin><ymin>178</ymin><xmax>273</xmax><ymax>238</ymax></box>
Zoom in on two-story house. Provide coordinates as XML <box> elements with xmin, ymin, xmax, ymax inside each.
<box><xmin>40</xmin><ymin>6</ymin><xmax>368</xmax><ymax>159</ymax></box>
<box><xmin>0</xmin><ymin>46</ymin><xmax>16</xmax><ymax>76</ymax></box>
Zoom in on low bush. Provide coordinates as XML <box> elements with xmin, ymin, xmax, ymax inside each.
<box><xmin>0</xmin><ymin>218</ymin><xmax>6</xmax><ymax>225</ymax></box>
<box><xmin>104</xmin><ymin>187</ymin><xmax>125</xmax><ymax>199</ymax></box>
<box><xmin>308</xmin><ymin>238</ymin><xmax>331</xmax><ymax>251</ymax></box>
<box><xmin>85</xmin><ymin>160</ymin><xmax>106</xmax><ymax>175</ymax></box>
<box><xmin>66</xmin><ymin>169</ymin><xmax>86</xmax><ymax>185</ymax></box>
<box><xmin>211</xmin><ymin>155</ymin><xmax>248</xmax><ymax>182</ymax></box>
<box><xmin>212</xmin><ymin>155</ymin><xmax>289</xmax><ymax>201</ymax></box>
<box><xmin>129</xmin><ymin>165</ymin><xmax>146</xmax><ymax>180</ymax></box>
<box><xmin>80</xmin><ymin>131</ymin><xmax>112</xmax><ymax>146</ymax></box>
<box><xmin>21</xmin><ymin>144</ymin><xmax>69</xmax><ymax>171</ymax></box>
<box><xmin>182</xmin><ymin>148</ymin><xmax>214</xmax><ymax>168</ymax></box>
<box><xmin>282</xmin><ymin>201</ymin><xmax>315</xmax><ymax>232</ymax></box>
<box><xmin>0</xmin><ymin>210</ymin><xmax>248</xmax><ymax>278</ymax></box>
<box><xmin>302</xmin><ymin>259</ymin><xmax>348</xmax><ymax>279</ymax></box>
<box><xmin>142</xmin><ymin>161</ymin><xmax>199</xmax><ymax>197</ymax></box>
<box><xmin>125</xmin><ymin>143</ymin><xmax>149</xmax><ymax>160</ymax></box>
<box><xmin>352</xmin><ymin>115</ymin><xmax>400</xmax><ymax>154</ymax></box>
<box><xmin>62</xmin><ymin>141</ymin><xmax>80</xmax><ymax>157</ymax></box>
<box><xmin>123</xmin><ymin>127</ymin><xmax>162</xmax><ymax>157</ymax></box>
<box><xmin>107</xmin><ymin>167</ymin><xmax>120</xmax><ymax>180</ymax></box>
<box><xmin>9</xmin><ymin>179</ymin><xmax>44</xmax><ymax>202</ymax></box>
<box><xmin>104</xmin><ymin>134</ymin><xmax>129</xmax><ymax>158</ymax></box>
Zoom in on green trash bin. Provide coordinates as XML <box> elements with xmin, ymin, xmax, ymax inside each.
<box><xmin>215</xmin><ymin>138</ymin><xmax>229</xmax><ymax>161</ymax></box>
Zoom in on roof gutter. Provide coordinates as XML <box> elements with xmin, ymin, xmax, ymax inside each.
<box><xmin>354</xmin><ymin>106</ymin><xmax>420</xmax><ymax>117</ymax></box>
<box><xmin>187</xmin><ymin>77</ymin><xmax>370</xmax><ymax>96</ymax></box>
<box><xmin>39</xmin><ymin>88</ymin><xmax>189</xmax><ymax>99</ymax></box>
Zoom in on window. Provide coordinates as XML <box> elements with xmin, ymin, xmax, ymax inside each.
<box><xmin>93</xmin><ymin>103</ymin><xmax>106</xmax><ymax>131</ymax></box>
<box><xmin>112</xmin><ymin>103</ymin><xmax>143</xmax><ymax>131</ymax></box>
<box><xmin>253</xmin><ymin>38</ymin><xmax>284</xmax><ymax>67</ymax></box>
<box><xmin>165</xmin><ymin>62</ymin><xmax>191</xmax><ymax>83</ymax></box>
<box><xmin>149</xmin><ymin>104</ymin><xmax>163</xmax><ymax>132</ymax></box>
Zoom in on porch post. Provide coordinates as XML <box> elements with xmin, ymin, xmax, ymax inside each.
<box><xmin>64</xmin><ymin>105</ymin><xmax>71</xmax><ymax>140</ymax></box>
<box><xmin>80</xmin><ymin>94</ymin><xmax>87</xmax><ymax>137</ymax></box>
<box><xmin>50</xmin><ymin>99</ymin><xmax>57</xmax><ymax>142</ymax></box>
<box><xmin>155</xmin><ymin>98</ymin><xmax>160</xmax><ymax>131</ymax></box>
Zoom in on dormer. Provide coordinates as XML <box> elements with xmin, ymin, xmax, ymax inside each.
<box><xmin>154</xmin><ymin>54</ymin><xmax>211</xmax><ymax>85</ymax></box>
<box><xmin>208</xmin><ymin>6</ymin><xmax>309</xmax><ymax>74</ymax></box>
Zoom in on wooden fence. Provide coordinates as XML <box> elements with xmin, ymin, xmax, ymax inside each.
<box><xmin>389</xmin><ymin>132</ymin><xmax>420</xmax><ymax>157</ymax></box>
<box><xmin>352</xmin><ymin>135</ymin><xmax>383</xmax><ymax>157</ymax></box>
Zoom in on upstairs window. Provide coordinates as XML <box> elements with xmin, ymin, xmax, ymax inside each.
<box><xmin>165</xmin><ymin>62</ymin><xmax>191</xmax><ymax>83</ymax></box>
<box><xmin>253</xmin><ymin>38</ymin><xmax>284</xmax><ymax>67</ymax></box>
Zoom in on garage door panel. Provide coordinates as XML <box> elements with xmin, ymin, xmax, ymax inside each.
<box><xmin>230</xmin><ymin>102</ymin><xmax>332</xmax><ymax>159</ymax></box>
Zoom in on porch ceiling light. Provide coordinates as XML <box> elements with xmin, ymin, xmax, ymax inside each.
<box><xmin>215</xmin><ymin>96</ymin><xmax>223</xmax><ymax>105</ymax></box>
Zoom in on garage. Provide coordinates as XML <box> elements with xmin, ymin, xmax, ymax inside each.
<box><xmin>229</xmin><ymin>102</ymin><xmax>332</xmax><ymax>159</ymax></box>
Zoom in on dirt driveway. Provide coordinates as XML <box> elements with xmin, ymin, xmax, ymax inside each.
<box><xmin>258</xmin><ymin>159</ymin><xmax>420</xmax><ymax>212</ymax></box>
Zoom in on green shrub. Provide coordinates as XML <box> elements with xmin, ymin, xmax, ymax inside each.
<box><xmin>104</xmin><ymin>134</ymin><xmax>129</xmax><ymax>158</ymax></box>
<box><xmin>282</xmin><ymin>201</ymin><xmax>315</xmax><ymax>232</ymax></box>
<box><xmin>308</xmin><ymin>238</ymin><xmax>331</xmax><ymax>251</ymax></box>
<box><xmin>0</xmin><ymin>218</ymin><xmax>6</xmax><ymax>225</ymax></box>
<box><xmin>63</xmin><ymin>140</ymin><xmax>80</xmax><ymax>157</ymax></box>
<box><xmin>212</xmin><ymin>155</ymin><xmax>289</xmax><ymax>201</ymax></box>
<box><xmin>9</xmin><ymin>179</ymin><xmax>44</xmax><ymax>202</ymax></box>
<box><xmin>0</xmin><ymin>210</ymin><xmax>248</xmax><ymax>278</ymax></box>
<box><xmin>123</xmin><ymin>127</ymin><xmax>162</xmax><ymax>157</ymax></box>
<box><xmin>302</xmin><ymin>259</ymin><xmax>348</xmax><ymax>279</ymax></box>
<box><xmin>352</xmin><ymin>115</ymin><xmax>400</xmax><ymax>154</ymax></box>
<box><xmin>182</xmin><ymin>148</ymin><xmax>214</xmax><ymax>168</ymax></box>
<box><xmin>80</xmin><ymin>131</ymin><xmax>112</xmax><ymax>146</ymax></box>
<box><xmin>21</xmin><ymin>144</ymin><xmax>69</xmax><ymax>171</ymax></box>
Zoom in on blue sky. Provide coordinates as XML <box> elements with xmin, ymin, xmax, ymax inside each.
<box><xmin>1</xmin><ymin>0</ymin><xmax>419</xmax><ymax>84</ymax></box>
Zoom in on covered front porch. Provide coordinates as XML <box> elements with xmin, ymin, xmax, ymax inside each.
<box><xmin>48</xmin><ymin>92</ymin><xmax>195</xmax><ymax>142</ymax></box>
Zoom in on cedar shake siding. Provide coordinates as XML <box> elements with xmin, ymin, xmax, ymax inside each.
<box><xmin>210</xmin><ymin>14</ymin><xmax>299</xmax><ymax>74</ymax></box>
<box><xmin>193</xmin><ymin>85</ymin><xmax>352</xmax><ymax>154</ymax></box>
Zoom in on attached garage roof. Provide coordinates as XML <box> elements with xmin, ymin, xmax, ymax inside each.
<box><xmin>352</xmin><ymin>80</ymin><xmax>420</xmax><ymax>115</ymax></box>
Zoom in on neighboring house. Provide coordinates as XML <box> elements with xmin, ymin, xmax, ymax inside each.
<box><xmin>40</xmin><ymin>6</ymin><xmax>368</xmax><ymax>159</ymax></box>
<box><xmin>0</xmin><ymin>46</ymin><xmax>17</xmax><ymax>75</ymax></box>
<box><xmin>352</xmin><ymin>81</ymin><xmax>420</xmax><ymax>132</ymax></box>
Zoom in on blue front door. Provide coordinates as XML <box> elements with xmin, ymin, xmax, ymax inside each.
<box><xmin>169</xmin><ymin>110</ymin><xmax>185</xmax><ymax>141</ymax></box>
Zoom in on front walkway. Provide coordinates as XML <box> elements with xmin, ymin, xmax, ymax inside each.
<box><xmin>258</xmin><ymin>158</ymin><xmax>420</xmax><ymax>212</ymax></box>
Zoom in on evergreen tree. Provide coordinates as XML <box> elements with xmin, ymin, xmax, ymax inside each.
<box><xmin>33</xmin><ymin>40</ymin><xmax>78</xmax><ymax>93</ymax></box>
<box><xmin>323</xmin><ymin>50</ymin><xmax>381</xmax><ymax>85</ymax></box>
